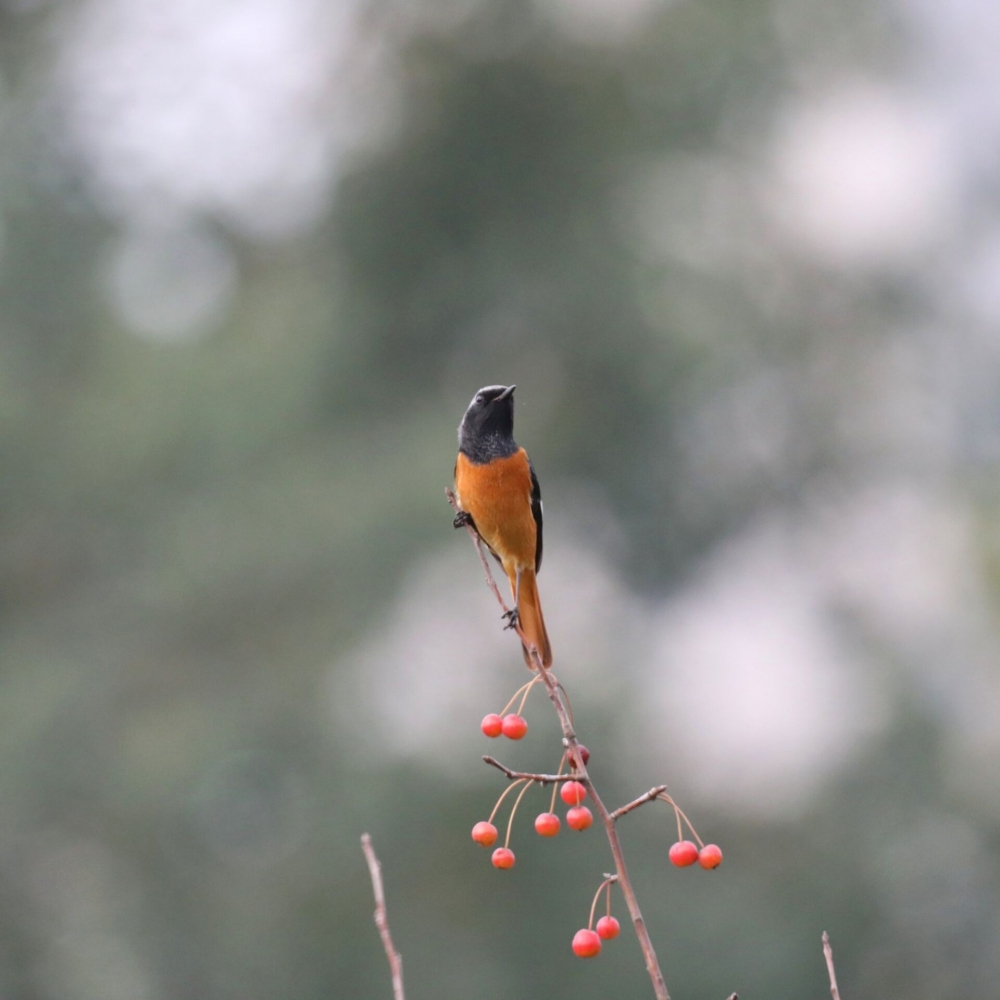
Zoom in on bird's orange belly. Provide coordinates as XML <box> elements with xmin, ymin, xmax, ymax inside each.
<box><xmin>455</xmin><ymin>449</ymin><xmax>536</xmax><ymax>572</ymax></box>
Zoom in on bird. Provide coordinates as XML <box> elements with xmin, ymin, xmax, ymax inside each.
<box><xmin>453</xmin><ymin>385</ymin><xmax>552</xmax><ymax>668</ymax></box>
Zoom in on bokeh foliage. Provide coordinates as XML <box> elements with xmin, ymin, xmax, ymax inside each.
<box><xmin>0</xmin><ymin>0</ymin><xmax>998</xmax><ymax>998</ymax></box>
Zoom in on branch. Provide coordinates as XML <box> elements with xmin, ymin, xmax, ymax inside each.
<box><xmin>610</xmin><ymin>786</ymin><xmax>669</xmax><ymax>821</ymax></box>
<box><xmin>361</xmin><ymin>834</ymin><xmax>405</xmax><ymax>1000</ymax></box>
<box><xmin>822</xmin><ymin>932</ymin><xmax>841</xmax><ymax>1000</ymax></box>
<box><xmin>483</xmin><ymin>755</ymin><xmax>577</xmax><ymax>784</ymax></box>
<box><xmin>448</xmin><ymin>487</ymin><xmax>672</xmax><ymax>1000</ymax></box>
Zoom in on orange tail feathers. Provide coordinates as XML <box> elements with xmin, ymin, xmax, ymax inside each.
<box><xmin>512</xmin><ymin>567</ymin><xmax>552</xmax><ymax>668</ymax></box>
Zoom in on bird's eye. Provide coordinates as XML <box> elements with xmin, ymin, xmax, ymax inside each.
<box><xmin>476</xmin><ymin>393</ymin><xmax>484</xmax><ymax>402</ymax></box>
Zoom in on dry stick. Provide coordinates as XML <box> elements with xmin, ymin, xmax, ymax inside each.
<box><xmin>447</xmin><ymin>488</ymin><xmax>672</xmax><ymax>1000</ymax></box>
<box><xmin>610</xmin><ymin>785</ymin><xmax>669</xmax><ymax>821</ymax></box>
<box><xmin>483</xmin><ymin>755</ymin><xmax>577</xmax><ymax>784</ymax></box>
<box><xmin>361</xmin><ymin>833</ymin><xmax>405</xmax><ymax>1000</ymax></box>
<box><xmin>822</xmin><ymin>932</ymin><xmax>842</xmax><ymax>1000</ymax></box>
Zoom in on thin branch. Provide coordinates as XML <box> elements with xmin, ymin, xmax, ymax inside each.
<box><xmin>483</xmin><ymin>755</ymin><xmax>577</xmax><ymax>784</ymax></box>
<box><xmin>822</xmin><ymin>932</ymin><xmax>841</xmax><ymax>1000</ymax></box>
<box><xmin>610</xmin><ymin>786</ymin><xmax>669</xmax><ymax>821</ymax></box>
<box><xmin>448</xmin><ymin>487</ymin><xmax>672</xmax><ymax>1000</ymax></box>
<box><xmin>361</xmin><ymin>834</ymin><xmax>405</xmax><ymax>1000</ymax></box>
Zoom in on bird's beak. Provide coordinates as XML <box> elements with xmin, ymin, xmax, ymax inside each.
<box><xmin>495</xmin><ymin>385</ymin><xmax>516</xmax><ymax>401</ymax></box>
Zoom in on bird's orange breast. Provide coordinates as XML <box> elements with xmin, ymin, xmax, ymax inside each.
<box><xmin>455</xmin><ymin>448</ymin><xmax>536</xmax><ymax>571</ymax></box>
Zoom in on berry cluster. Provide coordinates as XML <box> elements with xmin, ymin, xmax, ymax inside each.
<box><xmin>470</xmin><ymin>749</ymin><xmax>595</xmax><ymax>869</ymax></box>
<box><xmin>669</xmin><ymin>840</ymin><xmax>723</xmax><ymax>870</ymax></box>
<box><xmin>481</xmin><ymin>712</ymin><xmax>527</xmax><ymax>740</ymax></box>
<box><xmin>571</xmin><ymin>876</ymin><xmax>621</xmax><ymax>958</ymax></box>
<box><xmin>471</xmin><ymin>675</ymin><xmax>723</xmax><ymax>960</ymax></box>
<box><xmin>480</xmin><ymin>676</ymin><xmax>544</xmax><ymax>742</ymax></box>
<box><xmin>660</xmin><ymin>791</ymin><xmax>723</xmax><ymax>872</ymax></box>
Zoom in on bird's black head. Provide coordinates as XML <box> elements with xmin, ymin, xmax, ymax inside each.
<box><xmin>458</xmin><ymin>385</ymin><xmax>517</xmax><ymax>464</ymax></box>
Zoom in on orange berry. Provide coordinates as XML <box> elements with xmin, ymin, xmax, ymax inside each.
<box><xmin>596</xmin><ymin>915</ymin><xmax>620</xmax><ymax>940</ymax></box>
<box><xmin>491</xmin><ymin>847</ymin><xmax>515</xmax><ymax>869</ymax></box>
<box><xmin>566</xmin><ymin>805</ymin><xmax>593</xmax><ymax>831</ymax></box>
<box><xmin>698</xmin><ymin>844</ymin><xmax>723</xmax><ymax>869</ymax></box>
<box><xmin>559</xmin><ymin>780</ymin><xmax>587</xmax><ymax>806</ymax></box>
<box><xmin>501</xmin><ymin>714</ymin><xmax>528</xmax><ymax>740</ymax></box>
<box><xmin>481</xmin><ymin>714</ymin><xmax>503</xmax><ymax>738</ymax></box>
<box><xmin>572</xmin><ymin>928</ymin><xmax>602</xmax><ymax>958</ymax></box>
<box><xmin>669</xmin><ymin>840</ymin><xmax>699</xmax><ymax>867</ymax></box>
<box><xmin>534</xmin><ymin>812</ymin><xmax>561</xmax><ymax>837</ymax></box>
<box><xmin>471</xmin><ymin>821</ymin><xmax>498</xmax><ymax>847</ymax></box>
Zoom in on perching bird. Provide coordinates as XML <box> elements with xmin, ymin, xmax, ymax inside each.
<box><xmin>453</xmin><ymin>385</ymin><xmax>552</xmax><ymax>668</ymax></box>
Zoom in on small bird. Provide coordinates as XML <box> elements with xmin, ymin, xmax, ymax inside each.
<box><xmin>454</xmin><ymin>385</ymin><xmax>552</xmax><ymax>668</ymax></box>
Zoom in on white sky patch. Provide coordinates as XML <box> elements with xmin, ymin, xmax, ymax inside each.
<box><xmin>538</xmin><ymin>0</ymin><xmax>667</xmax><ymax>43</ymax></box>
<box><xmin>616</xmin><ymin>153</ymin><xmax>758</xmax><ymax>272</ymax></box>
<box><xmin>806</xmin><ymin>484</ymin><xmax>982</xmax><ymax>650</ymax></box>
<box><xmin>330</xmin><ymin>548</ymin><xmax>512</xmax><ymax>776</ymax></box>
<box><xmin>105</xmin><ymin>223</ymin><xmax>238</xmax><ymax>342</ymax></box>
<box><xmin>639</xmin><ymin>516</ymin><xmax>885</xmax><ymax>816</ymax></box>
<box><xmin>805</xmin><ymin>483</ymin><xmax>1000</xmax><ymax>778</ymax></box>
<box><xmin>905</xmin><ymin>0</ymin><xmax>1000</xmax><ymax>176</ymax></box>
<box><xmin>951</xmin><ymin>231</ymin><xmax>1000</xmax><ymax>329</ymax></box>
<box><xmin>53</xmin><ymin>0</ymin><xmax>378</xmax><ymax>240</ymax></box>
<box><xmin>770</xmin><ymin>83</ymin><xmax>956</xmax><ymax>268</ymax></box>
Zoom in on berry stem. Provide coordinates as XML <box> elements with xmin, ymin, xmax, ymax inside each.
<box><xmin>556</xmin><ymin>680</ymin><xmax>575</xmax><ymax>728</ymax></box>
<box><xmin>505</xmin><ymin>778</ymin><xmax>535</xmax><ymax>848</ymax></box>
<box><xmin>498</xmin><ymin>676</ymin><xmax>541</xmax><ymax>718</ymax></box>
<box><xmin>549</xmin><ymin>753</ymin><xmax>566</xmax><ymax>814</ymax></box>
<box><xmin>487</xmin><ymin>778</ymin><xmax>529</xmax><ymax>825</ymax></box>
<box><xmin>515</xmin><ymin>675</ymin><xmax>541</xmax><ymax>716</ymax></box>
<box><xmin>657</xmin><ymin>793</ymin><xmax>705</xmax><ymax>849</ymax></box>
<box><xmin>588</xmin><ymin>875</ymin><xmax>619</xmax><ymax>931</ymax></box>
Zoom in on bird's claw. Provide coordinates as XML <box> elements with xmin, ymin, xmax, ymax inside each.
<box><xmin>453</xmin><ymin>510</ymin><xmax>474</xmax><ymax>530</ymax></box>
<box><xmin>502</xmin><ymin>607</ymin><xmax>520</xmax><ymax>630</ymax></box>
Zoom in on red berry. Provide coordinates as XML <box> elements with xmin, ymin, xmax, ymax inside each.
<box><xmin>572</xmin><ymin>928</ymin><xmax>602</xmax><ymax>958</ymax></box>
<box><xmin>698</xmin><ymin>844</ymin><xmax>723</xmax><ymax>869</ymax></box>
<box><xmin>669</xmin><ymin>840</ymin><xmax>699</xmax><ymax>867</ymax></box>
<box><xmin>596</xmin><ymin>915</ymin><xmax>620</xmax><ymax>940</ymax></box>
<box><xmin>566</xmin><ymin>805</ymin><xmax>593</xmax><ymax>831</ymax></box>
<box><xmin>491</xmin><ymin>847</ymin><xmax>515</xmax><ymax>869</ymax></box>
<box><xmin>577</xmin><ymin>745</ymin><xmax>590</xmax><ymax>766</ymax></box>
<box><xmin>560</xmin><ymin>780</ymin><xmax>587</xmax><ymax>806</ymax></box>
<box><xmin>481</xmin><ymin>714</ymin><xmax>503</xmax><ymax>738</ymax></box>
<box><xmin>501</xmin><ymin>714</ymin><xmax>528</xmax><ymax>740</ymax></box>
<box><xmin>534</xmin><ymin>812</ymin><xmax>561</xmax><ymax>837</ymax></box>
<box><xmin>471</xmin><ymin>821</ymin><xmax>498</xmax><ymax>847</ymax></box>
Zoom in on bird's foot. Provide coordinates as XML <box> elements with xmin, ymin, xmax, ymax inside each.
<box><xmin>502</xmin><ymin>607</ymin><xmax>520</xmax><ymax>631</ymax></box>
<box><xmin>453</xmin><ymin>510</ymin><xmax>474</xmax><ymax>530</ymax></box>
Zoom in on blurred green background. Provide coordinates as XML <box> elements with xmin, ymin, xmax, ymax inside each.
<box><xmin>2</xmin><ymin>0</ymin><xmax>1000</xmax><ymax>997</ymax></box>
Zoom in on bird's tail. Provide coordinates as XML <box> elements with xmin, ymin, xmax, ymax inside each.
<box><xmin>512</xmin><ymin>567</ymin><xmax>552</xmax><ymax>668</ymax></box>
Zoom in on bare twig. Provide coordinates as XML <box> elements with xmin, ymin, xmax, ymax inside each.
<box><xmin>610</xmin><ymin>786</ymin><xmax>669</xmax><ymax>821</ymax></box>
<box><xmin>361</xmin><ymin>834</ymin><xmax>405</xmax><ymax>1000</ymax></box>
<box><xmin>448</xmin><ymin>487</ymin><xmax>672</xmax><ymax>1000</ymax></box>
<box><xmin>822</xmin><ymin>932</ymin><xmax>841</xmax><ymax>1000</ymax></box>
<box><xmin>483</xmin><ymin>755</ymin><xmax>577</xmax><ymax>784</ymax></box>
